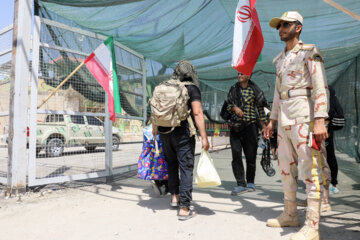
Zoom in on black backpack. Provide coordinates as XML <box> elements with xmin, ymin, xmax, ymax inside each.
<box><xmin>220</xmin><ymin>100</ymin><xmax>231</xmax><ymax>121</ymax></box>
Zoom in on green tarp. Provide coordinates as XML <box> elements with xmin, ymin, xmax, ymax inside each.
<box><xmin>37</xmin><ymin>0</ymin><xmax>360</xmax><ymax>160</ymax></box>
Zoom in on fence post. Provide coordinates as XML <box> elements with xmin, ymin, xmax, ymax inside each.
<box><xmin>142</xmin><ymin>57</ymin><xmax>147</xmax><ymax>126</ymax></box>
<box><xmin>105</xmin><ymin>93</ymin><xmax>113</xmax><ymax>183</ymax></box>
<box><xmin>28</xmin><ymin>15</ymin><xmax>41</xmax><ymax>187</ymax></box>
<box><xmin>7</xmin><ymin>0</ymin><xmax>33</xmax><ymax>195</ymax></box>
<box><xmin>214</xmin><ymin>91</ymin><xmax>218</xmax><ymax>121</ymax></box>
<box><xmin>355</xmin><ymin>57</ymin><xmax>360</xmax><ymax>163</ymax></box>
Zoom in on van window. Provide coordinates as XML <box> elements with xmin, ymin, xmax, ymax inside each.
<box><xmin>86</xmin><ymin>116</ymin><xmax>103</xmax><ymax>126</ymax></box>
<box><xmin>70</xmin><ymin>115</ymin><xmax>85</xmax><ymax>124</ymax></box>
<box><xmin>46</xmin><ymin>114</ymin><xmax>64</xmax><ymax>122</ymax></box>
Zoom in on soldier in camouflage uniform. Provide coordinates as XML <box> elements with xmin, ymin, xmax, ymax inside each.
<box><xmin>263</xmin><ymin>11</ymin><xmax>331</xmax><ymax>240</ymax></box>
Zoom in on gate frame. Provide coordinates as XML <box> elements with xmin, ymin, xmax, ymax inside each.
<box><xmin>27</xmin><ymin>16</ymin><xmax>146</xmax><ymax>187</ymax></box>
<box><xmin>7</xmin><ymin>0</ymin><xmax>33</xmax><ymax>193</ymax></box>
<box><xmin>0</xmin><ymin>24</ymin><xmax>13</xmax><ymax>185</ymax></box>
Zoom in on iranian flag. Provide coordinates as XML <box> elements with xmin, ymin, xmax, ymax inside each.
<box><xmin>85</xmin><ymin>36</ymin><xmax>121</xmax><ymax>121</ymax></box>
<box><xmin>232</xmin><ymin>0</ymin><xmax>263</xmax><ymax>76</ymax></box>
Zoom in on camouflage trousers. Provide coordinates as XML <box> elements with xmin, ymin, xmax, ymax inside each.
<box><xmin>277</xmin><ymin>122</ymin><xmax>331</xmax><ymax>200</ymax></box>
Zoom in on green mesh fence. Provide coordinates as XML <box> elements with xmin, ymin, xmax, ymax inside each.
<box><xmin>36</xmin><ymin>0</ymin><xmax>360</xmax><ymax>161</ymax></box>
<box><xmin>331</xmin><ymin>58</ymin><xmax>360</xmax><ymax>160</ymax></box>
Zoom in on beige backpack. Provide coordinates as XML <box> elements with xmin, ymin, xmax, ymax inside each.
<box><xmin>149</xmin><ymin>78</ymin><xmax>197</xmax><ymax>136</ymax></box>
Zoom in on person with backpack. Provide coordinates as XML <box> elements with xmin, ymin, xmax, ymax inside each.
<box><xmin>226</xmin><ymin>72</ymin><xmax>269</xmax><ymax>195</ymax></box>
<box><xmin>150</xmin><ymin>60</ymin><xmax>209</xmax><ymax>221</ymax></box>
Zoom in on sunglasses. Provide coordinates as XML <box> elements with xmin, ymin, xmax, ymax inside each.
<box><xmin>276</xmin><ymin>21</ymin><xmax>294</xmax><ymax>30</ymax></box>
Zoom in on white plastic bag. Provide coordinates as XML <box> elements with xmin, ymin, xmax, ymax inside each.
<box><xmin>143</xmin><ymin>123</ymin><xmax>161</xmax><ymax>157</ymax></box>
<box><xmin>195</xmin><ymin>150</ymin><xmax>221</xmax><ymax>188</ymax></box>
<box><xmin>143</xmin><ymin>124</ymin><xmax>154</xmax><ymax>141</ymax></box>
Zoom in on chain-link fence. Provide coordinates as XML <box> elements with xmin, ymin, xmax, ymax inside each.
<box><xmin>332</xmin><ymin>57</ymin><xmax>360</xmax><ymax>161</ymax></box>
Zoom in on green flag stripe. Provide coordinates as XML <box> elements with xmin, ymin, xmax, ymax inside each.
<box><xmin>104</xmin><ymin>36</ymin><xmax>121</xmax><ymax>114</ymax></box>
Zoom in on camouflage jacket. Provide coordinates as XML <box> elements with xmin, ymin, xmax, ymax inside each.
<box><xmin>270</xmin><ymin>41</ymin><xmax>329</xmax><ymax>127</ymax></box>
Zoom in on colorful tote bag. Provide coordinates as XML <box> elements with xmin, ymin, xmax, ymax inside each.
<box><xmin>137</xmin><ymin>125</ymin><xmax>168</xmax><ymax>180</ymax></box>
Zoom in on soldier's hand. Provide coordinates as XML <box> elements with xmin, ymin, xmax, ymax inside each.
<box><xmin>313</xmin><ymin>118</ymin><xmax>328</xmax><ymax>142</ymax></box>
<box><xmin>201</xmin><ymin>137</ymin><xmax>210</xmax><ymax>151</ymax></box>
<box><xmin>263</xmin><ymin>120</ymin><xmax>275</xmax><ymax>139</ymax></box>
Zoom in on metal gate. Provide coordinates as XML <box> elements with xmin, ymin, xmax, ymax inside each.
<box><xmin>0</xmin><ymin>24</ymin><xmax>13</xmax><ymax>185</ymax></box>
<box><xmin>27</xmin><ymin>16</ymin><xmax>146</xmax><ymax>186</ymax></box>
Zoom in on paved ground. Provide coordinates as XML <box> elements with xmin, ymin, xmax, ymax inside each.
<box><xmin>0</xmin><ymin>147</ymin><xmax>359</xmax><ymax>240</ymax></box>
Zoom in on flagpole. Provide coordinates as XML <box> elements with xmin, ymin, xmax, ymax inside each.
<box><xmin>37</xmin><ymin>61</ymin><xmax>85</xmax><ymax>109</ymax></box>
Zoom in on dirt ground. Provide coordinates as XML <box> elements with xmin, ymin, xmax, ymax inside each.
<box><xmin>0</xmin><ymin>149</ymin><xmax>359</xmax><ymax>240</ymax></box>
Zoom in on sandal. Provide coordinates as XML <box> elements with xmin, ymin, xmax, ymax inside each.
<box><xmin>178</xmin><ymin>209</ymin><xmax>196</xmax><ymax>221</ymax></box>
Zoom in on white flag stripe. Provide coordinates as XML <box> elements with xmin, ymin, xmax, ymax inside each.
<box><xmin>85</xmin><ymin>36</ymin><xmax>120</xmax><ymax>121</ymax></box>
<box><xmin>94</xmin><ymin>43</ymin><xmax>112</xmax><ymax>75</ymax></box>
<box><xmin>232</xmin><ymin>0</ymin><xmax>252</xmax><ymax>67</ymax></box>
<box><xmin>236</xmin><ymin>23</ymin><xmax>254</xmax><ymax>66</ymax></box>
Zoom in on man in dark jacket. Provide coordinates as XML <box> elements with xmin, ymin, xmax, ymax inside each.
<box><xmin>325</xmin><ymin>86</ymin><xmax>344</xmax><ymax>194</ymax></box>
<box><xmin>226</xmin><ymin>72</ymin><xmax>269</xmax><ymax>195</ymax></box>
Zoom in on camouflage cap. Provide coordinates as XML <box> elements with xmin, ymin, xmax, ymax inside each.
<box><xmin>269</xmin><ymin>11</ymin><xmax>303</xmax><ymax>28</ymax></box>
<box><xmin>173</xmin><ymin>60</ymin><xmax>198</xmax><ymax>84</ymax></box>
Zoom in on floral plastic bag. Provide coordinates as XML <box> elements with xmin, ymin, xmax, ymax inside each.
<box><xmin>137</xmin><ymin>124</ymin><xmax>168</xmax><ymax>180</ymax></box>
<box><xmin>195</xmin><ymin>150</ymin><xmax>221</xmax><ymax>188</ymax></box>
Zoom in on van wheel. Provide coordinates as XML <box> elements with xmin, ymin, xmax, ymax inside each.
<box><xmin>46</xmin><ymin>138</ymin><xmax>64</xmax><ymax>157</ymax></box>
<box><xmin>85</xmin><ymin>145</ymin><xmax>97</xmax><ymax>151</ymax></box>
<box><xmin>112</xmin><ymin>135</ymin><xmax>120</xmax><ymax>151</ymax></box>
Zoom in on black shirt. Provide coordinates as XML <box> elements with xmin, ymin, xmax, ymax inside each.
<box><xmin>186</xmin><ymin>85</ymin><xmax>202</xmax><ymax>108</ymax></box>
<box><xmin>158</xmin><ymin>84</ymin><xmax>201</xmax><ymax>132</ymax></box>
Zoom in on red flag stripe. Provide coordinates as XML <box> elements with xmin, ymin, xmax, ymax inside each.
<box><xmin>84</xmin><ymin>52</ymin><xmax>95</xmax><ymax>64</ymax></box>
<box><xmin>85</xmin><ymin>56</ymin><xmax>115</xmax><ymax>121</ymax></box>
<box><xmin>232</xmin><ymin>0</ymin><xmax>263</xmax><ymax>76</ymax></box>
<box><xmin>234</xmin><ymin>22</ymin><xmax>263</xmax><ymax>75</ymax></box>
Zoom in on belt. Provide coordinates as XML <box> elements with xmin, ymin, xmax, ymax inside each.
<box><xmin>279</xmin><ymin>89</ymin><xmax>311</xmax><ymax>100</ymax></box>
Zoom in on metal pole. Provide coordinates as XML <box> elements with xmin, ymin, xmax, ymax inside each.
<box><xmin>105</xmin><ymin>93</ymin><xmax>113</xmax><ymax>182</ymax></box>
<box><xmin>354</xmin><ymin>57</ymin><xmax>360</xmax><ymax>163</ymax></box>
<box><xmin>142</xmin><ymin>58</ymin><xmax>147</xmax><ymax>126</ymax></box>
<box><xmin>7</xmin><ymin>0</ymin><xmax>33</xmax><ymax>195</ymax></box>
<box><xmin>28</xmin><ymin>15</ymin><xmax>41</xmax><ymax>186</ymax></box>
<box><xmin>214</xmin><ymin>91</ymin><xmax>218</xmax><ymax>121</ymax></box>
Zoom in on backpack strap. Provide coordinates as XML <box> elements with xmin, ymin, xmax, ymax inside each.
<box><xmin>182</xmin><ymin>82</ymin><xmax>199</xmax><ymax>140</ymax></box>
<box><xmin>187</xmin><ymin>114</ymin><xmax>199</xmax><ymax>141</ymax></box>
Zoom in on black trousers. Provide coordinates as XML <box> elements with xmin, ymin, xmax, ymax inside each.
<box><xmin>160</xmin><ymin>126</ymin><xmax>195</xmax><ymax>209</ymax></box>
<box><xmin>230</xmin><ymin>123</ymin><xmax>258</xmax><ymax>187</ymax></box>
<box><xmin>326</xmin><ymin>126</ymin><xmax>338</xmax><ymax>186</ymax></box>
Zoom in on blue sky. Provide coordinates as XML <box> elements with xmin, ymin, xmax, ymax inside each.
<box><xmin>0</xmin><ymin>0</ymin><xmax>14</xmax><ymax>30</ymax></box>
